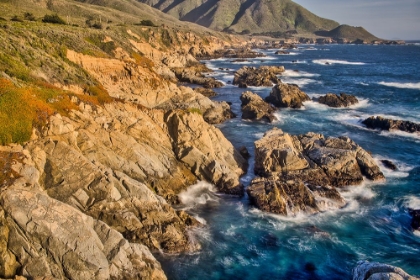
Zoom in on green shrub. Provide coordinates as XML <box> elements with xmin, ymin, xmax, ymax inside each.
<box><xmin>24</xmin><ymin>12</ymin><xmax>36</xmax><ymax>21</ymax></box>
<box><xmin>135</xmin><ymin>19</ymin><xmax>157</xmax><ymax>27</ymax></box>
<box><xmin>187</xmin><ymin>108</ymin><xmax>202</xmax><ymax>115</ymax></box>
<box><xmin>42</xmin><ymin>14</ymin><xmax>66</xmax><ymax>25</ymax></box>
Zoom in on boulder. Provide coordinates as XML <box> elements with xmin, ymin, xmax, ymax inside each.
<box><xmin>1</xmin><ymin>185</ymin><xmax>167</xmax><ymax>280</ymax></box>
<box><xmin>266</xmin><ymin>83</ymin><xmax>310</xmax><ymax>108</ymax></box>
<box><xmin>409</xmin><ymin>209</ymin><xmax>420</xmax><ymax>231</ymax></box>
<box><xmin>240</xmin><ymin>91</ymin><xmax>277</xmax><ymax>122</ymax></box>
<box><xmin>247</xmin><ymin>128</ymin><xmax>385</xmax><ymax>216</ymax></box>
<box><xmin>381</xmin><ymin>159</ymin><xmax>398</xmax><ymax>170</ymax></box>
<box><xmin>233</xmin><ymin>66</ymin><xmax>285</xmax><ymax>87</ymax></box>
<box><xmin>166</xmin><ymin>110</ymin><xmax>247</xmax><ymax>195</ymax></box>
<box><xmin>316</xmin><ymin>93</ymin><xmax>359</xmax><ymax>107</ymax></box>
<box><xmin>353</xmin><ymin>260</ymin><xmax>419</xmax><ymax>280</ymax></box>
<box><xmin>172</xmin><ymin>64</ymin><xmax>223</xmax><ymax>88</ymax></box>
<box><xmin>275</xmin><ymin>50</ymin><xmax>290</xmax><ymax>55</ymax></box>
<box><xmin>203</xmin><ymin>101</ymin><xmax>236</xmax><ymax>124</ymax></box>
<box><xmin>362</xmin><ymin>116</ymin><xmax>420</xmax><ymax>133</ymax></box>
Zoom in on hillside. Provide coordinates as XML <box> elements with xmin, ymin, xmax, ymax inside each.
<box><xmin>139</xmin><ymin>0</ymin><xmax>340</xmax><ymax>35</ymax></box>
<box><xmin>315</xmin><ymin>24</ymin><xmax>380</xmax><ymax>42</ymax></box>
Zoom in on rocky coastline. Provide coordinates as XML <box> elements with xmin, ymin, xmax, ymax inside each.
<box><xmin>0</xmin><ymin>14</ymin><xmax>414</xmax><ymax>279</ymax></box>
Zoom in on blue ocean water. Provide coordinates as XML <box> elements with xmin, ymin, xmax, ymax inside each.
<box><xmin>159</xmin><ymin>44</ymin><xmax>420</xmax><ymax>279</ymax></box>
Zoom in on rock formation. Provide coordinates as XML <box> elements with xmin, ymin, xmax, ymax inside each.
<box><xmin>247</xmin><ymin>128</ymin><xmax>385</xmax><ymax>216</ymax></box>
<box><xmin>353</xmin><ymin>260</ymin><xmax>419</xmax><ymax>280</ymax></box>
<box><xmin>172</xmin><ymin>64</ymin><xmax>223</xmax><ymax>88</ymax></box>
<box><xmin>362</xmin><ymin>116</ymin><xmax>420</xmax><ymax>133</ymax></box>
<box><xmin>316</xmin><ymin>93</ymin><xmax>359</xmax><ymax>107</ymax></box>
<box><xmin>240</xmin><ymin>91</ymin><xmax>277</xmax><ymax>122</ymax></box>
<box><xmin>266</xmin><ymin>83</ymin><xmax>310</xmax><ymax>108</ymax></box>
<box><xmin>193</xmin><ymin>87</ymin><xmax>218</xmax><ymax>98</ymax></box>
<box><xmin>233</xmin><ymin>66</ymin><xmax>285</xmax><ymax>87</ymax></box>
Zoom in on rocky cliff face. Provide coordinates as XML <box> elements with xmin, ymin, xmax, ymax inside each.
<box><xmin>0</xmin><ymin>2</ymin><xmax>250</xmax><ymax>277</ymax></box>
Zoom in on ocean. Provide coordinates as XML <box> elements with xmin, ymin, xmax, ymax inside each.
<box><xmin>158</xmin><ymin>43</ymin><xmax>420</xmax><ymax>279</ymax></box>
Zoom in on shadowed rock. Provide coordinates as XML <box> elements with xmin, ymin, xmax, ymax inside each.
<box><xmin>316</xmin><ymin>93</ymin><xmax>359</xmax><ymax>107</ymax></box>
<box><xmin>362</xmin><ymin>116</ymin><xmax>420</xmax><ymax>133</ymax></box>
<box><xmin>247</xmin><ymin>128</ymin><xmax>385</xmax><ymax>216</ymax></box>
<box><xmin>240</xmin><ymin>91</ymin><xmax>277</xmax><ymax>122</ymax></box>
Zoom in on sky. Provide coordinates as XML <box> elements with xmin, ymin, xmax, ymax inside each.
<box><xmin>292</xmin><ymin>0</ymin><xmax>420</xmax><ymax>40</ymax></box>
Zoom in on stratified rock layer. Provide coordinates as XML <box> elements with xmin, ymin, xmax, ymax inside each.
<box><xmin>266</xmin><ymin>83</ymin><xmax>310</xmax><ymax>108</ymax></box>
<box><xmin>247</xmin><ymin>128</ymin><xmax>384</xmax><ymax>216</ymax></box>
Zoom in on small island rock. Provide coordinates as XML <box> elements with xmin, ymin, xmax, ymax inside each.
<box><xmin>233</xmin><ymin>66</ymin><xmax>285</xmax><ymax>87</ymax></box>
<box><xmin>317</xmin><ymin>93</ymin><xmax>359</xmax><ymax>107</ymax></box>
<box><xmin>240</xmin><ymin>91</ymin><xmax>277</xmax><ymax>122</ymax></box>
<box><xmin>265</xmin><ymin>83</ymin><xmax>310</xmax><ymax>108</ymax></box>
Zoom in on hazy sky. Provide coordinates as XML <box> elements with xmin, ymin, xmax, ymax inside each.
<box><xmin>292</xmin><ymin>0</ymin><xmax>420</xmax><ymax>40</ymax></box>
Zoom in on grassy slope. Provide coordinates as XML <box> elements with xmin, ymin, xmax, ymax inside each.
<box><xmin>138</xmin><ymin>0</ymin><xmax>339</xmax><ymax>34</ymax></box>
<box><xmin>316</xmin><ymin>24</ymin><xmax>380</xmax><ymax>41</ymax></box>
<box><xmin>0</xmin><ymin>0</ymin><xmax>233</xmax><ymax>145</ymax></box>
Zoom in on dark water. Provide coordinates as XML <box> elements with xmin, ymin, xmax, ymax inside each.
<box><xmin>159</xmin><ymin>43</ymin><xmax>420</xmax><ymax>279</ymax></box>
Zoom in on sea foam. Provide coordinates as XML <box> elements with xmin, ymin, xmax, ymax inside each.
<box><xmin>313</xmin><ymin>59</ymin><xmax>366</xmax><ymax>65</ymax></box>
<box><xmin>378</xmin><ymin>81</ymin><xmax>420</xmax><ymax>90</ymax></box>
<box><xmin>178</xmin><ymin>181</ymin><xmax>218</xmax><ymax>209</ymax></box>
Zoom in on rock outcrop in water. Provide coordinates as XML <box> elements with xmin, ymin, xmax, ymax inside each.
<box><xmin>362</xmin><ymin>116</ymin><xmax>420</xmax><ymax>133</ymax></box>
<box><xmin>240</xmin><ymin>91</ymin><xmax>277</xmax><ymax>122</ymax></box>
<box><xmin>409</xmin><ymin>209</ymin><xmax>420</xmax><ymax>231</ymax></box>
<box><xmin>316</xmin><ymin>93</ymin><xmax>359</xmax><ymax>107</ymax></box>
<box><xmin>352</xmin><ymin>260</ymin><xmax>419</xmax><ymax>280</ymax></box>
<box><xmin>266</xmin><ymin>83</ymin><xmax>311</xmax><ymax>108</ymax></box>
<box><xmin>233</xmin><ymin>66</ymin><xmax>285</xmax><ymax>87</ymax></box>
<box><xmin>247</xmin><ymin>128</ymin><xmax>384</xmax><ymax>216</ymax></box>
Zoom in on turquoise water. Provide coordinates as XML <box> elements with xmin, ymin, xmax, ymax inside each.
<box><xmin>159</xmin><ymin>44</ymin><xmax>420</xmax><ymax>279</ymax></box>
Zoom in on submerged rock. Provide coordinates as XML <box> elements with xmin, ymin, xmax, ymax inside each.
<box><xmin>316</xmin><ymin>93</ymin><xmax>359</xmax><ymax>107</ymax></box>
<box><xmin>247</xmin><ymin>128</ymin><xmax>384</xmax><ymax>216</ymax></box>
<box><xmin>233</xmin><ymin>66</ymin><xmax>285</xmax><ymax>87</ymax></box>
<box><xmin>381</xmin><ymin>159</ymin><xmax>398</xmax><ymax>170</ymax></box>
<box><xmin>362</xmin><ymin>116</ymin><xmax>420</xmax><ymax>133</ymax></box>
<box><xmin>409</xmin><ymin>209</ymin><xmax>420</xmax><ymax>231</ymax></box>
<box><xmin>240</xmin><ymin>91</ymin><xmax>277</xmax><ymax>122</ymax></box>
<box><xmin>265</xmin><ymin>83</ymin><xmax>310</xmax><ymax>108</ymax></box>
<box><xmin>353</xmin><ymin>260</ymin><xmax>419</xmax><ymax>280</ymax></box>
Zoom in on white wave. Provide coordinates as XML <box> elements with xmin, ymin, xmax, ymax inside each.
<box><xmin>281</xmin><ymin>69</ymin><xmax>320</xmax><ymax>78</ymax></box>
<box><xmin>253</xmin><ymin>132</ymin><xmax>264</xmax><ymax>139</ymax></box>
<box><xmin>380</xmin><ymin>130</ymin><xmax>420</xmax><ymax>141</ymax></box>
<box><xmin>178</xmin><ymin>181</ymin><xmax>218</xmax><ymax>209</ymax></box>
<box><xmin>404</xmin><ymin>196</ymin><xmax>420</xmax><ymax>209</ymax></box>
<box><xmin>340</xmin><ymin>182</ymin><xmax>377</xmax><ymax>201</ymax></box>
<box><xmin>378</xmin><ymin>81</ymin><xmax>420</xmax><ymax>90</ymax></box>
<box><xmin>302</xmin><ymin>100</ymin><xmax>329</xmax><ymax>111</ymax></box>
<box><xmin>329</xmin><ymin>113</ymin><xmax>366</xmax><ymax>128</ymax></box>
<box><xmin>359</xmin><ymin>82</ymin><xmax>369</xmax><ymax>86</ymax></box>
<box><xmin>349</xmin><ymin>98</ymin><xmax>370</xmax><ymax>109</ymax></box>
<box><xmin>373</xmin><ymin>156</ymin><xmax>413</xmax><ymax>178</ymax></box>
<box><xmin>313</xmin><ymin>59</ymin><xmax>366</xmax><ymax>65</ymax></box>
<box><xmin>414</xmin><ymin>231</ymin><xmax>420</xmax><ymax>238</ymax></box>
<box><xmin>281</xmin><ymin>78</ymin><xmax>320</xmax><ymax>87</ymax></box>
<box><xmin>193</xmin><ymin>215</ymin><xmax>207</xmax><ymax>225</ymax></box>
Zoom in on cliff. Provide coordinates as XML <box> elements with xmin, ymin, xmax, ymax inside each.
<box><xmin>0</xmin><ymin>0</ymin><xmax>248</xmax><ymax>278</ymax></box>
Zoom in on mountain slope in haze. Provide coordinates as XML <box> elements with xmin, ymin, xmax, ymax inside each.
<box><xmin>139</xmin><ymin>0</ymin><xmax>340</xmax><ymax>34</ymax></box>
<box><xmin>316</xmin><ymin>24</ymin><xmax>380</xmax><ymax>41</ymax></box>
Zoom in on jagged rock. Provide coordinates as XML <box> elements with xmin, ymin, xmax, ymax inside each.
<box><xmin>233</xmin><ymin>66</ymin><xmax>285</xmax><ymax>87</ymax></box>
<box><xmin>248</xmin><ymin>128</ymin><xmax>384</xmax><ymax>216</ymax></box>
<box><xmin>409</xmin><ymin>209</ymin><xmax>420</xmax><ymax>231</ymax></box>
<box><xmin>238</xmin><ymin>146</ymin><xmax>251</xmax><ymax>159</ymax></box>
<box><xmin>316</xmin><ymin>93</ymin><xmax>359</xmax><ymax>107</ymax></box>
<box><xmin>156</xmin><ymin>86</ymin><xmax>234</xmax><ymax>124</ymax></box>
<box><xmin>381</xmin><ymin>160</ymin><xmax>398</xmax><ymax>170</ymax></box>
<box><xmin>240</xmin><ymin>91</ymin><xmax>277</xmax><ymax>122</ymax></box>
<box><xmin>166</xmin><ymin>110</ymin><xmax>247</xmax><ymax>195</ymax></box>
<box><xmin>172</xmin><ymin>65</ymin><xmax>223</xmax><ymax>88</ymax></box>
<box><xmin>266</xmin><ymin>83</ymin><xmax>310</xmax><ymax>108</ymax></box>
<box><xmin>193</xmin><ymin>87</ymin><xmax>218</xmax><ymax>98</ymax></box>
<box><xmin>275</xmin><ymin>50</ymin><xmax>290</xmax><ymax>55</ymax></box>
<box><xmin>353</xmin><ymin>260</ymin><xmax>419</xmax><ymax>280</ymax></box>
<box><xmin>1</xmin><ymin>185</ymin><xmax>167</xmax><ymax>280</ymax></box>
<box><xmin>362</xmin><ymin>116</ymin><xmax>420</xmax><ymax>133</ymax></box>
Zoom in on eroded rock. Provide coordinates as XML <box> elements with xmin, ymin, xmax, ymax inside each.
<box><xmin>240</xmin><ymin>91</ymin><xmax>277</xmax><ymax>122</ymax></box>
<box><xmin>353</xmin><ymin>260</ymin><xmax>419</xmax><ymax>280</ymax></box>
<box><xmin>362</xmin><ymin>116</ymin><xmax>420</xmax><ymax>133</ymax></box>
<box><xmin>266</xmin><ymin>83</ymin><xmax>310</xmax><ymax>108</ymax></box>
<box><xmin>316</xmin><ymin>93</ymin><xmax>359</xmax><ymax>107</ymax></box>
<box><xmin>247</xmin><ymin>128</ymin><xmax>384</xmax><ymax>216</ymax></box>
<box><xmin>233</xmin><ymin>66</ymin><xmax>285</xmax><ymax>87</ymax></box>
